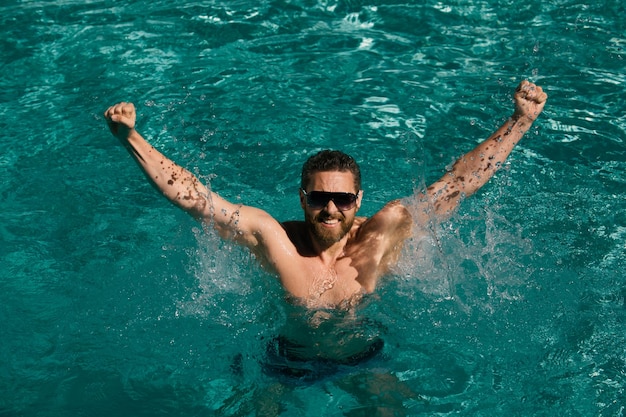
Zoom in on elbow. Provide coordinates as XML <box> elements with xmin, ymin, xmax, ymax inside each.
<box><xmin>172</xmin><ymin>191</ymin><xmax>210</xmax><ymax>220</ymax></box>
<box><xmin>384</xmin><ymin>200</ymin><xmax>413</xmax><ymax>239</ymax></box>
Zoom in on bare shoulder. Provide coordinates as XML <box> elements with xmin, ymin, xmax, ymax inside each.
<box><xmin>346</xmin><ymin>200</ymin><xmax>414</xmax><ymax>290</ymax></box>
<box><xmin>355</xmin><ymin>200</ymin><xmax>412</xmax><ymax>240</ymax></box>
<box><xmin>364</xmin><ymin>200</ymin><xmax>412</xmax><ymax>227</ymax></box>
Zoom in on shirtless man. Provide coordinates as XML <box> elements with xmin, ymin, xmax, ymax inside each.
<box><xmin>104</xmin><ymin>81</ymin><xmax>547</xmax><ymax>310</ymax></box>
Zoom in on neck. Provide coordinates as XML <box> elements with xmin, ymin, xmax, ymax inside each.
<box><xmin>308</xmin><ymin>231</ymin><xmax>348</xmax><ymax>265</ymax></box>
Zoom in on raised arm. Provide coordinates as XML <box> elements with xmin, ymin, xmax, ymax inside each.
<box><xmin>423</xmin><ymin>80</ymin><xmax>547</xmax><ymax>218</ymax></box>
<box><xmin>103</xmin><ymin>102</ymin><xmax>278</xmax><ymax>249</ymax></box>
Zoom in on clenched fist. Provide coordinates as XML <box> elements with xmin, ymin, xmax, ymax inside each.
<box><xmin>104</xmin><ymin>102</ymin><xmax>137</xmax><ymax>141</ymax></box>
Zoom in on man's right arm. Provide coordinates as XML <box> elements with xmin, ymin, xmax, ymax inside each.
<box><xmin>103</xmin><ymin>102</ymin><xmax>275</xmax><ymax>249</ymax></box>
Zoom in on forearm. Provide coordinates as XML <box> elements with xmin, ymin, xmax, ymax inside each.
<box><xmin>118</xmin><ymin>129</ymin><xmax>266</xmax><ymax>250</ymax></box>
<box><xmin>425</xmin><ymin>110</ymin><xmax>537</xmax><ymax>218</ymax></box>
<box><xmin>452</xmin><ymin>112</ymin><xmax>532</xmax><ymax>197</ymax></box>
<box><xmin>121</xmin><ymin>129</ymin><xmax>211</xmax><ymax>219</ymax></box>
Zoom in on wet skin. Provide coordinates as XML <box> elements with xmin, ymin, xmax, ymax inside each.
<box><xmin>104</xmin><ymin>81</ymin><xmax>547</xmax><ymax>309</ymax></box>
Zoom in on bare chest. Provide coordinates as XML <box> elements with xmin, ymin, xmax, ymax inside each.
<box><xmin>280</xmin><ymin>254</ymin><xmax>382</xmax><ymax>309</ymax></box>
<box><xmin>276</xmin><ymin>220</ymin><xmax>392</xmax><ymax>308</ymax></box>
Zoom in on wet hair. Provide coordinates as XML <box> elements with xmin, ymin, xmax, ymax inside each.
<box><xmin>300</xmin><ymin>150</ymin><xmax>361</xmax><ymax>190</ymax></box>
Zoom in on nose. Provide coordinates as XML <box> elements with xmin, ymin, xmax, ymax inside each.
<box><xmin>324</xmin><ymin>199</ymin><xmax>340</xmax><ymax>213</ymax></box>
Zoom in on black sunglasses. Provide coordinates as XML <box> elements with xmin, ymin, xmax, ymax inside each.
<box><xmin>301</xmin><ymin>189</ymin><xmax>360</xmax><ymax>210</ymax></box>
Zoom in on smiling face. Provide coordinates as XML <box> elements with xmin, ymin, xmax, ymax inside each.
<box><xmin>300</xmin><ymin>170</ymin><xmax>363</xmax><ymax>248</ymax></box>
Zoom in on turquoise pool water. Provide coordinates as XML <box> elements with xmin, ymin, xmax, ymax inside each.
<box><xmin>1</xmin><ymin>0</ymin><xmax>624</xmax><ymax>415</ymax></box>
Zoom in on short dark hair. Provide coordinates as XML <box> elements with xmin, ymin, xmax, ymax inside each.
<box><xmin>301</xmin><ymin>150</ymin><xmax>361</xmax><ymax>190</ymax></box>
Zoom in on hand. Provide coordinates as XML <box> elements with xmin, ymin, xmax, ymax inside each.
<box><xmin>513</xmin><ymin>80</ymin><xmax>547</xmax><ymax>122</ymax></box>
<box><xmin>104</xmin><ymin>102</ymin><xmax>137</xmax><ymax>140</ymax></box>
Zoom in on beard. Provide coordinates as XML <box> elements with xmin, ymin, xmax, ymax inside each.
<box><xmin>306</xmin><ymin>211</ymin><xmax>354</xmax><ymax>248</ymax></box>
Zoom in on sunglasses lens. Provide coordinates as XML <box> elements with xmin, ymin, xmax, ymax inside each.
<box><xmin>306</xmin><ymin>192</ymin><xmax>357</xmax><ymax>210</ymax></box>
<box><xmin>306</xmin><ymin>193</ymin><xmax>328</xmax><ymax>208</ymax></box>
<box><xmin>332</xmin><ymin>194</ymin><xmax>355</xmax><ymax>209</ymax></box>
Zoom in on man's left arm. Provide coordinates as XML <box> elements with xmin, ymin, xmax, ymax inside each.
<box><xmin>423</xmin><ymin>80</ymin><xmax>547</xmax><ymax>218</ymax></box>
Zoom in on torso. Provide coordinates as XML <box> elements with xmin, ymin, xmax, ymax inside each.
<box><xmin>270</xmin><ymin>216</ymin><xmax>399</xmax><ymax>309</ymax></box>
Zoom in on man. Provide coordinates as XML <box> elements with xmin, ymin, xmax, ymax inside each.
<box><xmin>104</xmin><ymin>80</ymin><xmax>547</xmax><ymax>311</ymax></box>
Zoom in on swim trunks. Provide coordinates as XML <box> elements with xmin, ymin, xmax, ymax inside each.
<box><xmin>262</xmin><ymin>335</ymin><xmax>384</xmax><ymax>383</ymax></box>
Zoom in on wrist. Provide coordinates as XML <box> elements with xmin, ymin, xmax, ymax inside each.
<box><xmin>117</xmin><ymin>127</ymin><xmax>138</xmax><ymax>142</ymax></box>
<box><xmin>512</xmin><ymin>110</ymin><xmax>536</xmax><ymax>124</ymax></box>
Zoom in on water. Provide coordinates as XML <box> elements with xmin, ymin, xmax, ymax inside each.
<box><xmin>1</xmin><ymin>0</ymin><xmax>624</xmax><ymax>415</ymax></box>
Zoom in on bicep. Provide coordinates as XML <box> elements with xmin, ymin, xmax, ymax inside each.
<box><xmin>207</xmin><ymin>193</ymin><xmax>279</xmax><ymax>250</ymax></box>
<box><xmin>207</xmin><ymin>197</ymin><xmax>299</xmax><ymax>279</ymax></box>
<box><xmin>425</xmin><ymin>174</ymin><xmax>464</xmax><ymax>218</ymax></box>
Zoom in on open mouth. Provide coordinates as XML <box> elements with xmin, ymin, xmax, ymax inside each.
<box><xmin>318</xmin><ymin>215</ymin><xmax>343</xmax><ymax>227</ymax></box>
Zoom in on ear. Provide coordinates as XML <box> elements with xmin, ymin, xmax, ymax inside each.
<box><xmin>299</xmin><ymin>189</ymin><xmax>307</xmax><ymax>210</ymax></box>
<box><xmin>356</xmin><ymin>190</ymin><xmax>364</xmax><ymax>211</ymax></box>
